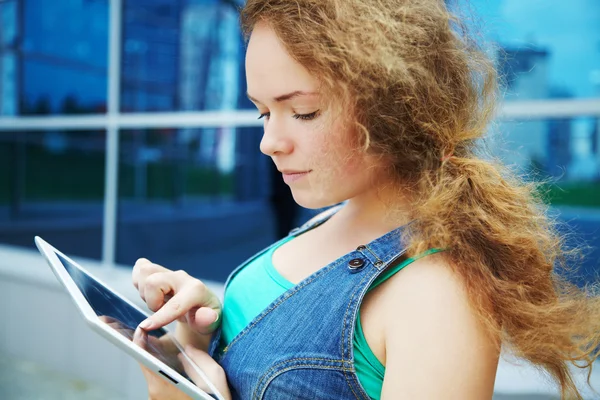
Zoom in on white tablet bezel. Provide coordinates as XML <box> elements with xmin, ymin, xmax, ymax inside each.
<box><xmin>34</xmin><ymin>236</ymin><xmax>224</xmax><ymax>400</ymax></box>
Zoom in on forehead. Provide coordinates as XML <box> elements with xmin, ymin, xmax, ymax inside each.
<box><xmin>245</xmin><ymin>22</ymin><xmax>318</xmax><ymax>99</ymax></box>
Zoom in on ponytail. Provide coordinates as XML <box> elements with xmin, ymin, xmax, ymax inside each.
<box><xmin>404</xmin><ymin>155</ymin><xmax>600</xmax><ymax>399</ymax></box>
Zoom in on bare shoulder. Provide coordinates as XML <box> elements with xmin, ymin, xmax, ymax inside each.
<box><xmin>380</xmin><ymin>252</ymin><xmax>470</xmax><ymax>310</ymax></box>
<box><xmin>375</xmin><ymin>252</ymin><xmax>500</xmax><ymax>399</ymax></box>
<box><xmin>378</xmin><ymin>251</ymin><xmax>495</xmax><ymax>342</ymax></box>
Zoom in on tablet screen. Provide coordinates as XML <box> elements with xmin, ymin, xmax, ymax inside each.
<box><xmin>55</xmin><ymin>252</ymin><xmax>194</xmax><ymax>382</ymax></box>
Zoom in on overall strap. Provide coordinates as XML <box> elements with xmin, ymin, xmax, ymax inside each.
<box><xmin>367</xmin><ymin>247</ymin><xmax>448</xmax><ymax>292</ymax></box>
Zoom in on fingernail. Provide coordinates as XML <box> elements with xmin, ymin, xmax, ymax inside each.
<box><xmin>139</xmin><ymin>319</ymin><xmax>152</xmax><ymax>330</ymax></box>
<box><xmin>212</xmin><ymin>311</ymin><xmax>219</xmax><ymax>323</ymax></box>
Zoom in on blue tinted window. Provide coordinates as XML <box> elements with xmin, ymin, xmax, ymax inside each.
<box><xmin>467</xmin><ymin>0</ymin><xmax>600</xmax><ymax>99</ymax></box>
<box><xmin>121</xmin><ymin>0</ymin><xmax>248</xmax><ymax>112</ymax></box>
<box><xmin>0</xmin><ymin>129</ymin><xmax>105</xmax><ymax>257</ymax></box>
<box><xmin>0</xmin><ymin>0</ymin><xmax>108</xmax><ymax>116</ymax></box>
<box><xmin>115</xmin><ymin>126</ymin><xmax>273</xmax><ymax>281</ymax></box>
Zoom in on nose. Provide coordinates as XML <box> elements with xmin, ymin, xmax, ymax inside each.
<box><xmin>259</xmin><ymin>118</ymin><xmax>293</xmax><ymax>156</ymax></box>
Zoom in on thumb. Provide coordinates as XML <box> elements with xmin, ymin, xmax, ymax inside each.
<box><xmin>179</xmin><ymin>346</ymin><xmax>228</xmax><ymax>399</ymax></box>
<box><xmin>189</xmin><ymin>307</ymin><xmax>220</xmax><ymax>334</ymax></box>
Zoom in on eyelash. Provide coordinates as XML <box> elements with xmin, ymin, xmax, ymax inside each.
<box><xmin>257</xmin><ymin>111</ymin><xmax>319</xmax><ymax>121</ymax></box>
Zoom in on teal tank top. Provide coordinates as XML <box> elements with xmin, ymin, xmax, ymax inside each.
<box><xmin>220</xmin><ymin>236</ymin><xmax>444</xmax><ymax>399</ymax></box>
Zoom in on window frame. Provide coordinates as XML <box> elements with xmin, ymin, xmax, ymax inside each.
<box><xmin>0</xmin><ymin>0</ymin><xmax>599</xmax><ymax>266</ymax></box>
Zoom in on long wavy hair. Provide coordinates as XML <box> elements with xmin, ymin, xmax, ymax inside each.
<box><xmin>239</xmin><ymin>0</ymin><xmax>600</xmax><ymax>398</ymax></box>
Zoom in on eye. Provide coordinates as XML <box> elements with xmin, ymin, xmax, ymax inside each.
<box><xmin>293</xmin><ymin>110</ymin><xmax>320</xmax><ymax>121</ymax></box>
<box><xmin>257</xmin><ymin>112</ymin><xmax>270</xmax><ymax>120</ymax></box>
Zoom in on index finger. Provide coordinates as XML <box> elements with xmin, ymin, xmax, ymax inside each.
<box><xmin>139</xmin><ymin>284</ymin><xmax>203</xmax><ymax>331</ymax></box>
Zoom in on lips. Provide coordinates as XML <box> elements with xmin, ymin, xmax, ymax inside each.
<box><xmin>279</xmin><ymin>170</ymin><xmax>309</xmax><ymax>174</ymax></box>
<box><xmin>281</xmin><ymin>170</ymin><xmax>311</xmax><ymax>184</ymax></box>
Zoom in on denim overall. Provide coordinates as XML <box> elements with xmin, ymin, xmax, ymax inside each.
<box><xmin>208</xmin><ymin>205</ymin><xmax>411</xmax><ymax>399</ymax></box>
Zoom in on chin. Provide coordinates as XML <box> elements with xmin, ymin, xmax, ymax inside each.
<box><xmin>290</xmin><ymin>191</ymin><xmax>343</xmax><ymax>210</ymax></box>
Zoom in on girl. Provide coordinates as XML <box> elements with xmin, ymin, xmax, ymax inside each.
<box><xmin>131</xmin><ymin>0</ymin><xmax>600</xmax><ymax>398</ymax></box>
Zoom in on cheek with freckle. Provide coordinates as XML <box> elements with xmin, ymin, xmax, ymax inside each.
<box><xmin>309</xmin><ymin>127</ymin><xmax>367</xmax><ymax>187</ymax></box>
<box><xmin>328</xmin><ymin>125</ymin><xmax>365</xmax><ymax>175</ymax></box>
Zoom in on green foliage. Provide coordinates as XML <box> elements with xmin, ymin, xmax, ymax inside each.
<box><xmin>0</xmin><ymin>142</ymin><xmax>234</xmax><ymax>204</ymax></box>
<box><xmin>540</xmin><ymin>181</ymin><xmax>600</xmax><ymax>208</ymax></box>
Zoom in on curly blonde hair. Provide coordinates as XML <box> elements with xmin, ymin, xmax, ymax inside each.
<box><xmin>240</xmin><ymin>0</ymin><xmax>600</xmax><ymax>398</ymax></box>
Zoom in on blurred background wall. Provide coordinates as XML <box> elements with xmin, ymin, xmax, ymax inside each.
<box><xmin>0</xmin><ymin>0</ymin><xmax>599</xmax><ymax>398</ymax></box>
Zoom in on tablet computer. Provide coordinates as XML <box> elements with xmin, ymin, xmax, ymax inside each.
<box><xmin>34</xmin><ymin>236</ymin><xmax>225</xmax><ymax>400</ymax></box>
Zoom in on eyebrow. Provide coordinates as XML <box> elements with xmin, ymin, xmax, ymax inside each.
<box><xmin>246</xmin><ymin>90</ymin><xmax>318</xmax><ymax>104</ymax></box>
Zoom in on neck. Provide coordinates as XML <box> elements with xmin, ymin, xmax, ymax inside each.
<box><xmin>326</xmin><ymin>184</ymin><xmax>414</xmax><ymax>240</ymax></box>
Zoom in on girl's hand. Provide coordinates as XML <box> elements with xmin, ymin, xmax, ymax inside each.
<box><xmin>133</xmin><ymin>327</ymin><xmax>232</xmax><ymax>400</ymax></box>
<box><xmin>132</xmin><ymin>258</ymin><xmax>228</xmax><ymax>399</ymax></box>
<box><xmin>132</xmin><ymin>258</ymin><xmax>222</xmax><ymax>336</ymax></box>
<box><xmin>100</xmin><ymin>316</ymin><xmax>184</xmax><ymax>375</ymax></box>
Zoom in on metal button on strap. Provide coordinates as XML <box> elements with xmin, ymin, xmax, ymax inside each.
<box><xmin>356</xmin><ymin>245</ymin><xmax>366</xmax><ymax>251</ymax></box>
<box><xmin>348</xmin><ymin>258</ymin><xmax>365</xmax><ymax>273</ymax></box>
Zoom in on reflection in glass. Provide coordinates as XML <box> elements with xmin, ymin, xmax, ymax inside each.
<box><xmin>0</xmin><ymin>130</ymin><xmax>105</xmax><ymax>257</ymax></box>
<box><xmin>98</xmin><ymin>316</ymin><xmax>185</xmax><ymax>378</ymax></box>
<box><xmin>115</xmin><ymin>126</ymin><xmax>275</xmax><ymax>282</ymax></box>
<box><xmin>489</xmin><ymin>117</ymin><xmax>600</xmax><ymax>208</ymax></box>
<box><xmin>0</xmin><ymin>1</ymin><xmax>19</xmax><ymax>116</ymax></box>
<box><xmin>465</xmin><ymin>0</ymin><xmax>600</xmax><ymax>100</ymax></box>
<box><xmin>1</xmin><ymin>0</ymin><xmax>109</xmax><ymax>116</ymax></box>
<box><xmin>121</xmin><ymin>0</ymin><xmax>248</xmax><ymax>112</ymax></box>
<box><xmin>118</xmin><ymin>126</ymin><xmax>258</xmax><ymax>203</ymax></box>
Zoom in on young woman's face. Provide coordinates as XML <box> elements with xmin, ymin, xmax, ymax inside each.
<box><xmin>245</xmin><ymin>22</ymin><xmax>387</xmax><ymax>209</ymax></box>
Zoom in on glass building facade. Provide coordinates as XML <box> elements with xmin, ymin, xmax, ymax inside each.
<box><xmin>0</xmin><ymin>0</ymin><xmax>598</xmax><ymax>283</ymax></box>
